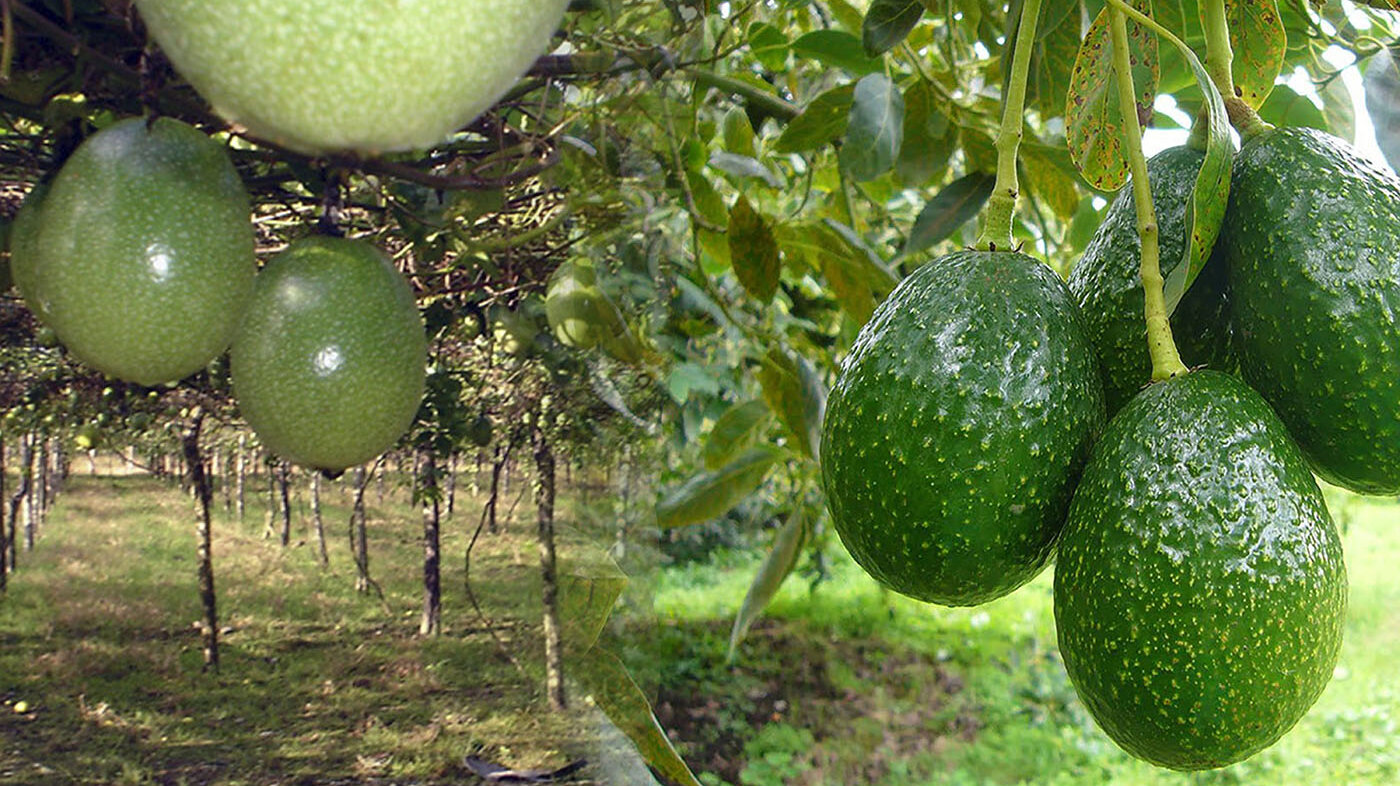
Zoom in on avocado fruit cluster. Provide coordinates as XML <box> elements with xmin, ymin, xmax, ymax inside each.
<box><xmin>1054</xmin><ymin>370</ymin><xmax>1346</xmax><ymax>770</ymax></box>
<box><xmin>821</xmin><ymin>249</ymin><xmax>1105</xmax><ymax>606</ymax></box>
<box><xmin>1222</xmin><ymin>126</ymin><xmax>1400</xmax><ymax>494</ymax></box>
<box><xmin>1069</xmin><ymin>146</ymin><xmax>1235</xmax><ymax>416</ymax></box>
<box><xmin>12</xmin><ymin>117</ymin><xmax>426</xmax><ymax>472</ymax></box>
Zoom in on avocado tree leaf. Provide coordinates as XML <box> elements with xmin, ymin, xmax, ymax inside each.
<box><xmin>1209</xmin><ymin>0</ymin><xmax>1286</xmax><ymax>109</ymax></box>
<box><xmin>1364</xmin><ymin>45</ymin><xmax>1400</xmax><ymax>172</ymax></box>
<box><xmin>775</xmin><ymin>84</ymin><xmax>856</xmax><ymax>153</ymax></box>
<box><xmin>1032</xmin><ymin>7</ymin><xmax>1083</xmax><ymax>120</ymax></box>
<box><xmin>703</xmin><ymin>399</ymin><xmax>772</xmax><ymax>470</ymax></box>
<box><xmin>896</xmin><ymin>80</ymin><xmax>956</xmax><ymax>185</ymax></box>
<box><xmin>758</xmin><ymin>346</ymin><xmax>826</xmax><ymax>461</ymax></box>
<box><xmin>821</xmin><ymin>219</ymin><xmax>900</xmax><ymax>290</ymax></box>
<box><xmin>900</xmin><ymin>171</ymin><xmax>996</xmax><ymax>257</ymax></box>
<box><xmin>1065</xmin><ymin>0</ymin><xmax>1158</xmax><ymax>191</ymax></box>
<box><xmin>791</xmin><ymin>30</ymin><xmax>883</xmax><ymax>75</ymax></box>
<box><xmin>1157</xmin><ymin>11</ymin><xmax>1233</xmax><ymax>315</ymax></box>
<box><xmin>721</xmin><ymin>105</ymin><xmax>757</xmax><ymax>158</ymax></box>
<box><xmin>1256</xmin><ymin>83</ymin><xmax>1328</xmax><ymax>131</ymax></box>
<box><xmin>1020</xmin><ymin>142</ymin><xmax>1082</xmax><ymax>220</ymax></box>
<box><xmin>863</xmin><ymin>0</ymin><xmax>926</xmax><ymax>56</ymax></box>
<box><xmin>655</xmin><ymin>445</ymin><xmax>785</xmax><ymax>528</ymax></box>
<box><xmin>575</xmin><ymin>647</ymin><xmax>702</xmax><ymax>786</ymax></box>
<box><xmin>727</xmin><ymin>195</ymin><xmax>781</xmax><ymax>303</ymax></box>
<box><xmin>557</xmin><ymin>551</ymin><xmax>629</xmax><ymax>653</ymax></box>
<box><xmin>840</xmin><ymin>73</ymin><xmax>905</xmax><ymax>182</ymax></box>
<box><xmin>1319</xmin><ymin>72</ymin><xmax>1355</xmax><ymax>143</ymax></box>
<box><xmin>728</xmin><ymin>506</ymin><xmax>811</xmax><ymax>661</ymax></box>
<box><xmin>748</xmin><ymin>22</ymin><xmax>791</xmax><ymax>72</ymax></box>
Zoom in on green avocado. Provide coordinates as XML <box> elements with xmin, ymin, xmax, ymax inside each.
<box><xmin>1069</xmin><ymin>146</ymin><xmax>1234</xmax><ymax>416</ymax></box>
<box><xmin>821</xmin><ymin>250</ymin><xmax>1105</xmax><ymax>606</ymax></box>
<box><xmin>1055</xmin><ymin>370</ymin><xmax>1345</xmax><ymax>771</ymax></box>
<box><xmin>1222</xmin><ymin>126</ymin><xmax>1400</xmax><ymax>494</ymax></box>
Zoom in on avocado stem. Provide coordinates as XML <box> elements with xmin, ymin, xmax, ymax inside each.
<box><xmin>1108</xmin><ymin>7</ymin><xmax>1188</xmax><ymax>381</ymax></box>
<box><xmin>1200</xmin><ymin>0</ymin><xmax>1273</xmax><ymax>141</ymax></box>
<box><xmin>974</xmin><ymin>0</ymin><xmax>1042</xmax><ymax>253</ymax></box>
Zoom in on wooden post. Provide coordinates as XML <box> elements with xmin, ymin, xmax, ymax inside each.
<box><xmin>534</xmin><ymin>431</ymin><xmax>565</xmax><ymax>711</ymax></box>
<box><xmin>419</xmin><ymin>449</ymin><xmax>441</xmax><ymax>636</ymax></box>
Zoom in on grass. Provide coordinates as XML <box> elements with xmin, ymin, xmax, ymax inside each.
<box><xmin>648</xmin><ymin>487</ymin><xmax>1400</xmax><ymax>786</ymax></box>
<box><xmin>0</xmin><ymin>464</ymin><xmax>660</xmax><ymax>785</ymax></box>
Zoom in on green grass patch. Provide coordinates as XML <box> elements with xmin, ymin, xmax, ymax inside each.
<box><xmin>649</xmin><ymin>490</ymin><xmax>1400</xmax><ymax>785</ymax></box>
<box><xmin>0</xmin><ymin>469</ymin><xmax>657</xmax><ymax>785</ymax></box>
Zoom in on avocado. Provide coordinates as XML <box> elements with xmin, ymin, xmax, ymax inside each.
<box><xmin>821</xmin><ymin>250</ymin><xmax>1105</xmax><ymax>606</ymax></box>
<box><xmin>1222</xmin><ymin>126</ymin><xmax>1400</xmax><ymax>494</ymax></box>
<box><xmin>1069</xmin><ymin>146</ymin><xmax>1235</xmax><ymax>416</ymax></box>
<box><xmin>1055</xmin><ymin>370</ymin><xmax>1346</xmax><ymax>771</ymax></box>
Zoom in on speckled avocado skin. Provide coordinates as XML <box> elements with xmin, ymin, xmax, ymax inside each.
<box><xmin>1223</xmin><ymin>127</ymin><xmax>1400</xmax><ymax>494</ymax></box>
<box><xmin>1055</xmin><ymin>371</ymin><xmax>1346</xmax><ymax>771</ymax></box>
<box><xmin>1069</xmin><ymin>146</ymin><xmax>1235</xmax><ymax>416</ymax></box>
<box><xmin>821</xmin><ymin>250</ymin><xmax>1105</xmax><ymax>606</ymax></box>
<box><xmin>231</xmin><ymin>237</ymin><xmax>426</xmax><ymax>471</ymax></box>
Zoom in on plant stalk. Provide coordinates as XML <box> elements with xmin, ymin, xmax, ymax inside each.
<box><xmin>975</xmin><ymin>0</ymin><xmax>1044</xmax><ymax>252</ymax></box>
<box><xmin>1196</xmin><ymin>0</ymin><xmax>1270</xmax><ymax>138</ymax></box>
<box><xmin>1109</xmin><ymin>7</ymin><xmax>1188</xmax><ymax>380</ymax></box>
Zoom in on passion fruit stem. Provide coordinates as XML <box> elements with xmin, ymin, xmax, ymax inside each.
<box><xmin>974</xmin><ymin>0</ymin><xmax>1042</xmax><ymax>253</ymax></box>
<box><xmin>1108</xmin><ymin>6</ymin><xmax>1188</xmax><ymax>380</ymax></box>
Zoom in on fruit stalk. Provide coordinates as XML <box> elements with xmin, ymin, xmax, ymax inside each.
<box><xmin>1199</xmin><ymin>0</ymin><xmax>1271</xmax><ymax>138</ymax></box>
<box><xmin>1109</xmin><ymin>7</ymin><xmax>1188</xmax><ymax>380</ymax></box>
<box><xmin>974</xmin><ymin>0</ymin><xmax>1043</xmax><ymax>252</ymax></box>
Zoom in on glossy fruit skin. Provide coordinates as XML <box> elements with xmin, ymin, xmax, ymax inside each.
<box><xmin>1069</xmin><ymin>146</ymin><xmax>1235</xmax><ymax>416</ymax></box>
<box><xmin>821</xmin><ymin>250</ymin><xmax>1105</xmax><ymax>606</ymax></box>
<box><xmin>133</xmin><ymin>0</ymin><xmax>569</xmax><ymax>154</ymax></box>
<box><xmin>1055</xmin><ymin>371</ymin><xmax>1345</xmax><ymax>771</ymax></box>
<box><xmin>1223</xmin><ymin>127</ymin><xmax>1400</xmax><ymax>494</ymax></box>
<box><xmin>35</xmin><ymin>117</ymin><xmax>255</xmax><ymax>385</ymax></box>
<box><xmin>231</xmin><ymin>237</ymin><xmax>426</xmax><ymax>471</ymax></box>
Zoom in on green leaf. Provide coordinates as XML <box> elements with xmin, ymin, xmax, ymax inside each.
<box><xmin>774</xmin><ymin>84</ymin><xmax>856</xmax><ymax>153</ymax></box>
<box><xmin>1319</xmin><ymin>72</ymin><xmax>1355</xmax><ymax>142</ymax></box>
<box><xmin>1065</xmin><ymin>0</ymin><xmax>1159</xmax><ymax>191</ymax></box>
<box><xmin>721</xmin><ymin>106</ymin><xmax>757</xmax><ymax>158</ymax></box>
<box><xmin>900</xmin><ymin>171</ymin><xmax>996</xmax><ymax>257</ymax></box>
<box><xmin>840</xmin><ymin>73</ymin><xmax>905</xmax><ymax>182</ymax></box>
<box><xmin>821</xmin><ymin>219</ymin><xmax>900</xmax><ymax>290</ymax></box>
<box><xmin>558</xmin><ymin>551</ymin><xmax>629</xmax><ymax>653</ymax></box>
<box><xmin>791</xmin><ymin>30</ymin><xmax>883</xmax><ymax>75</ymax></box>
<box><xmin>666</xmin><ymin>362</ymin><xmax>723</xmax><ymax>404</ymax></box>
<box><xmin>896</xmin><ymin>81</ymin><xmax>956</xmax><ymax>185</ymax></box>
<box><xmin>703</xmin><ymin>399</ymin><xmax>772</xmax><ymax>470</ymax></box>
<box><xmin>575</xmin><ymin>648</ymin><xmax>702</xmax><ymax>786</ymax></box>
<box><xmin>709</xmin><ymin>152</ymin><xmax>782</xmax><ymax>187</ymax></box>
<box><xmin>655</xmin><ymin>445</ymin><xmax>785</xmax><ymax>528</ymax></box>
<box><xmin>863</xmin><ymin>0</ymin><xmax>926</xmax><ymax>57</ymax></box>
<box><xmin>1214</xmin><ymin>0</ymin><xmax>1286</xmax><ymax>109</ymax></box>
<box><xmin>1156</xmin><ymin>13</ymin><xmax>1233</xmax><ymax>315</ymax></box>
<box><xmin>1032</xmin><ymin>9</ymin><xmax>1082</xmax><ymax>120</ymax></box>
<box><xmin>748</xmin><ymin>22</ymin><xmax>790</xmax><ymax>72</ymax></box>
<box><xmin>757</xmin><ymin>346</ymin><xmax>826</xmax><ymax>461</ymax></box>
<box><xmin>727</xmin><ymin>195</ymin><xmax>781</xmax><ymax>302</ymax></box>
<box><xmin>1364</xmin><ymin>45</ymin><xmax>1400</xmax><ymax>171</ymax></box>
<box><xmin>728</xmin><ymin>506</ymin><xmax>810</xmax><ymax>660</ymax></box>
<box><xmin>1257</xmin><ymin>83</ymin><xmax>1328</xmax><ymax>132</ymax></box>
<box><xmin>1020</xmin><ymin>142</ymin><xmax>1082</xmax><ymax>219</ymax></box>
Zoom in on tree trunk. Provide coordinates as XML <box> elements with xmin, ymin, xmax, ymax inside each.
<box><xmin>534</xmin><ymin>433</ymin><xmax>565</xmax><ymax>711</ymax></box>
<box><xmin>181</xmin><ymin>415</ymin><xmax>220</xmax><ymax>673</ymax></box>
<box><xmin>277</xmin><ymin>461</ymin><xmax>292</xmax><ymax>547</ymax></box>
<box><xmin>235</xmin><ymin>435</ymin><xmax>246</xmax><ymax>521</ymax></box>
<box><xmin>350</xmin><ymin>466</ymin><xmax>372</xmax><ymax>594</ymax></box>
<box><xmin>375</xmin><ymin>458</ymin><xmax>386</xmax><ymax>503</ymax></box>
<box><xmin>263</xmin><ymin>459</ymin><xmax>278</xmax><ymax>539</ymax></box>
<box><xmin>445</xmin><ymin>452</ymin><xmax>457</xmax><ymax>518</ymax></box>
<box><xmin>25</xmin><ymin>436</ymin><xmax>40</xmax><ymax>551</ymax></box>
<box><xmin>419</xmin><ymin>450</ymin><xmax>442</xmax><ymax>636</ymax></box>
<box><xmin>32</xmin><ymin>438</ymin><xmax>46</xmax><ymax>530</ymax></box>
<box><xmin>0</xmin><ymin>440</ymin><xmax>7</xmax><ymax>594</ymax></box>
<box><xmin>6</xmin><ymin>436</ymin><xmax>26</xmax><ymax>571</ymax></box>
<box><xmin>311</xmin><ymin>472</ymin><xmax>329</xmax><ymax>566</ymax></box>
<box><xmin>487</xmin><ymin>444</ymin><xmax>507</xmax><ymax>535</ymax></box>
